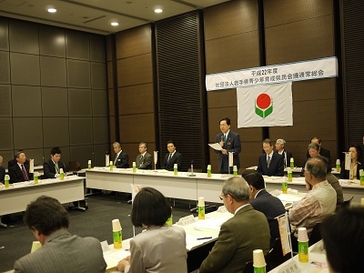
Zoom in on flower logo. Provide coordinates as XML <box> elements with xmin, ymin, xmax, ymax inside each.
<box><xmin>255</xmin><ymin>93</ymin><xmax>273</xmax><ymax>119</ymax></box>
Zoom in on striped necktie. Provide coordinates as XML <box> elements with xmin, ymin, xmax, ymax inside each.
<box><xmin>21</xmin><ymin>164</ymin><xmax>29</xmax><ymax>181</ymax></box>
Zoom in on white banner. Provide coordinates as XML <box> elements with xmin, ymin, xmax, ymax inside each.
<box><xmin>206</xmin><ymin>56</ymin><xmax>337</xmax><ymax>91</ymax></box>
<box><xmin>237</xmin><ymin>82</ymin><xmax>292</xmax><ymax>128</ymax></box>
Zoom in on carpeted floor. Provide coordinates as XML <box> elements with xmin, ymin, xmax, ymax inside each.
<box><xmin>0</xmin><ymin>193</ymin><xmax>196</xmax><ymax>272</ymax></box>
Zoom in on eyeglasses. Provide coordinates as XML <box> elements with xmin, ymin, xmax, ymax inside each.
<box><xmin>219</xmin><ymin>194</ymin><xmax>224</xmax><ymax>200</ymax></box>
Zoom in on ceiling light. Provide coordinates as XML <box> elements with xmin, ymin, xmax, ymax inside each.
<box><xmin>48</xmin><ymin>8</ymin><xmax>57</xmax><ymax>13</ymax></box>
<box><xmin>154</xmin><ymin>8</ymin><xmax>163</xmax><ymax>14</ymax></box>
<box><xmin>111</xmin><ymin>22</ymin><xmax>119</xmax><ymax>26</ymax></box>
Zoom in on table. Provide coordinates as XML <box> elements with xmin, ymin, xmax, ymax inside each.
<box><xmin>268</xmin><ymin>240</ymin><xmax>328</xmax><ymax>273</ymax></box>
<box><xmin>0</xmin><ymin>175</ymin><xmax>85</xmax><ymax>216</ymax></box>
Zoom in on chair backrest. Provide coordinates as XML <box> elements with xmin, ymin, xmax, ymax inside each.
<box><xmin>340</xmin><ymin>196</ymin><xmax>354</xmax><ymax>209</ymax></box>
<box><xmin>68</xmin><ymin>161</ymin><xmax>81</xmax><ymax>172</ymax></box>
<box><xmin>309</xmin><ymin>223</ymin><xmax>322</xmax><ymax>246</ymax></box>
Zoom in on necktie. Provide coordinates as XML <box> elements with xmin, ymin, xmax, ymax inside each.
<box><xmin>267</xmin><ymin>156</ymin><xmax>271</xmax><ymax>168</ymax></box>
<box><xmin>21</xmin><ymin>164</ymin><xmax>29</xmax><ymax>181</ymax></box>
<box><xmin>167</xmin><ymin>153</ymin><xmax>172</xmax><ymax>163</ymax></box>
<box><xmin>223</xmin><ymin>134</ymin><xmax>227</xmax><ymax>142</ymax></box>
<box><xmin>55</xmin><ymin>163</ymin><xmax>60</xmax><ymax>174</ymax></box>
<box><xmin>140</xmin><ymin>155</ymin><xmax>144</xmax><ymax>167</ymax></box>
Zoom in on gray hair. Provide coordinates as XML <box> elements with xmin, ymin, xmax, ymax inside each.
<box><xmin>222</xmin><ymin>177</ymin><xmax>250</xmax><ymax>202</ymax></box>
<box><xmin>305</xmin><ymin>157</ymin><xmax>327</xmax><ymax>178</ymax></box>
<box><xmin>276</xmin><ymin>139</ymin><xmax>286</xmax><ymax>145</ymax></box>
<box><xmin>307</xmin><ymin>142</ymin><xmax>320</xmax><ymax>151</ymax></box>
<box><xmin>139</xmin><ymin>142</ymin><xmax>148</xmax><ymax>149</ymax></box>
<box><xmin>113</xmin><ymin>142</ymin><xmax>121</xmax><ymax>148</ymax></box>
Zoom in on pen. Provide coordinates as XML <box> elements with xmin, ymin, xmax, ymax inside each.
<box><xmin>197</xmin><ymin>236</ymin><xmax>212</xmax><ymax>240</ymax></box>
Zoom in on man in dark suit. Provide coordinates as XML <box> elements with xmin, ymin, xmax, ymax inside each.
<box><xmin>242</xmin><ymin>169</ymin><xmax>286</xmax><ymax>248</ymax></box>
<box><xmin>13</xmin><ymin>196</ymin><xmax>106</xmax><ymax>273</ymax></box>
<box><xmin>309</xmin><ymin>137</ymin><xmax>331</xmax><ymax>166</ymax></box>
<box><xmin>257</xmin><ymin>139</ymin><xmax>284</xmax><ymax>176</ymax></box>
<box><xmin>8</xmin><ymin>151</ymin><xmax>33</xmax><ymax>183</ymax></box>
<box><xmin>199</xmin><ymin>177</ymin><xmax>270</xmax><ymax>273</ymax></box>
<box><xmin>162</xmin><ymin>140</ymin><xmax>183</xmax><ymax>171</ymax></box>
<box><xmin>275</xmin><ymin>138</ymin><xmax>293</xmax><ymax>168</ymax></box>
<box><xmin>43</xmin><ymin>147</ymin><xmax>68</xmax><ymax>178</ymax></box>
<box><xmin>113</xmin><ymin>142</ymin><xmax>129</xmax><ymax>168</ymax></box>
<box><xmin>215</xmin><ymin>117</ymin><xmax>241</xmax><ymax>174</ymax></box>
<box><xmin>135</xmin><ymin>142</ymin><xmax>152</xmax><ymax>169</ymax></box>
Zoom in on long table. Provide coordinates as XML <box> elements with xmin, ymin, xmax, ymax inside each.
<box><xmin>86</xmin><ymin>168</ymin><xmax>364</xmax><ymax>205</ymax></box>
<box><xmin>0</xmin><ymin>175</ymin><xmax>85</xmax><ymax>216</ymax></box>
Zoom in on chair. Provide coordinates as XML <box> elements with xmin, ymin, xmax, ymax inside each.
<box><xmin>68</xmin><ymin>161</ymin><xmax>81</xmax><ymax>172</ymax></box>
<box><xmin>266</xmin><ymin>237</ymin><xmax>291</xmax><ymax>270</ymax></box>
<box><xmin>242</xmin><ymin>260</ymin><xmax>253</xmax><ymax>273</ymax></box>
<box><xmin>340</xmin><ymin>196</ymin><xmax>354</xmax><ymax>210</ymax></box>
<box><xmin>309</xmin><ymin>223</ymin><xmax>322</xmax><ymax>246</ymax></box>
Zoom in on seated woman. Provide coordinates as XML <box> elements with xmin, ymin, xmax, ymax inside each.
<box><xmin>340</xmin><ymin>144</ymin><xmax>364</xmax><ymax>180</ymax></box>
<box><xmin>117</xmin><ymin>187</ymin><xmax>187</xmax><ymax>273</ymax></box>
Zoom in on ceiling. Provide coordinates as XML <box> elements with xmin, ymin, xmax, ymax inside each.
<box><xmin>0</xmin><ymin>0</ymin><xmax>230</xmax><ymax>35</ymax></box>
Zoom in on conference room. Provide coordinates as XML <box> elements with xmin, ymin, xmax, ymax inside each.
<box><xmin>0</xmin><ymin>0</ymin><xmax>363</xmax><ymax>272</ymax></box>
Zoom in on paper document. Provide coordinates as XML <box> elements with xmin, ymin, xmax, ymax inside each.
<box><xmin>208</xmin><ymin>143</ymin><xmax>222</xmax><ymax>151</ymax></box>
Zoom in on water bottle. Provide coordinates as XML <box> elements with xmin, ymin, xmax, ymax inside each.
<box><xmin>198</xmin><ymin>197</ymin><xmax>205</xmax><ymax>220</ymax></box>
<box><xmin>4</xmin><ymin>174</ymin><xmax>10</xmax><ymax>188</ymax></box>
<box><xmin>112</xmin><ymin>219</ymin><xmax>122</xmax><ymax>249</ymax></box>
<box><xmin>34</xmin><ymin>171</ymin><xmax>39</xmax><ymax>184</ymax></box>
<box><xmin>233</xmin><ymin>165</ymin><xmax>238</xmax><ymax>176</ymax></box>
<box><xmin>290</xmin><ymin>157</ymin><xmax>294</xmax><ymax>169</ymax></box>
<box><xmin>287</xmin><ymin>169</ymin><xmax>292</xmax><ymax>182</ymax></box>
<box><xmin>132</xmin><ymin>162</ymin><xmax>136</xmax><ymax>173</ymax></box>
<box><xmin>173</xmin><ymin>163</ymin><xmax>178</xmax><ymax>175</ymax></box>
<box><xmin>282</xmin><ymin>180</ymin><xmax>288</xmax><ymax>194</ymax></box>
<box><xmin>87</xmin><ymin>160</ymin><xmax>91</xmax><ymax>169</ymax></box>
<box><xmin>109</xmin><ymin>161</ymin><xmax>114</xmax><ymax>171</ymax></box>
<box><xmin>207</xmin><ymin>164</ymin><xmax>212</xmax><ymax>177</ymax></box>
<box><xmin>59</xmin><ymin>168</ymin><xmax>64</xmax><ymax>180</ymax></box>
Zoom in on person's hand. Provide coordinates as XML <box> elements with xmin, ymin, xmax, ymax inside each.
<box><xmin>117</xmin><ymin>256</ymin><xmax>130</xmax><ymax>272</ymax></box>
<box><xmin>219</xmin><ymin>141</ymin><xmax>224</xmax><ymax>147</ymax></box>
<box><xmin>221</xmin><ymin>149</ymin><xmax>228</xmax><ymax>155</ymax></box>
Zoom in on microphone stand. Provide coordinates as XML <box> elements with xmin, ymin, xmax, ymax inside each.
<box><xmin>189</xmin><ymin>160</ymin><xmax>196</xmax><ymax>177</ymax></box>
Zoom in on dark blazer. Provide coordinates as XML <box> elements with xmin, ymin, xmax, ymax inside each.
<box><xmin>277</xmin><ymin>150</ymin><xmax>293</xmax><ymax>168</ymax></box>
<box><xmin>199</xmin><ymin>205</ymin><xmax>270</xmax><ymax>273</ymax></box>
<box><xmin>8</xmin><ymin>162</ymin><xmax>33</xmax><ymax>183</ymax></box>
<box><xmin>43</xmin><ymin>159</ymin><xmax>68</xmax><ymax>178</ymax></box>
<box><xmin>215</xmin><ymin>131</ymin><xmax>241</xmax><ymax>174</ymax></box>
<box><xmin>257</xmin><ymin>152</ymin><xmax>284</xmax><ymax>176</ymax></box>
<box><xmin>250</xmin><ymin>189</ymin><xmax>286</xmax><ymax>248</ymax></box>
<box><xmin>0</xmin><ymin>166</ymin><xmax>5</xmax><ymax>182</ymax></box>
<box><xmin>340</xmin><ymin>161</ymin><xmax>364</xmax><ymax>179</ymax></box>
<box><xmin>306</xmin><ymin>147</ymin><xmax>331</xmax><ymax>166</ymax></box>
<box><xmin>135</xmin><ymin>153</ymin><xmax>152</xmax><ymax>169</ymax></box>
<box><xmin>162</xmin><ymin>152</ymin><xmax>183</xmax><ymax>171</ymax></box>
<box><xmin>114</xmin><ymin>152</ymin><xmax>129</xmax><ymax>168</ymax></box>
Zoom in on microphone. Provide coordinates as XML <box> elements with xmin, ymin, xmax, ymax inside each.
<box><xmin>189</xmin><ymin>160</ymin><xmax>196</xmax><ymax>177</ymax></box>
<box><xmin>220</xmin><ymin>135</ymin><xmax>224</xmax><ymax>142</ymax></box>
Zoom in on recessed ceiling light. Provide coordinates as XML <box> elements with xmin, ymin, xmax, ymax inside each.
<box><xmin>111</xmin><ymin>22</ymin><xmax>119</xmax><ymax>26</ymax></box>
<box><xmin>48</xmin><ymin>8</ymin><xmax>57</xmax><ymax>13</ymax></box>
<box><xmin>154</xmin><ymin>8</ymin><xmax>163</xmax><ymax>13</ymax></box>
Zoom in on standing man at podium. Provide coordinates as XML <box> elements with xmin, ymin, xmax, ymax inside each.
<box><xmin>215</xmin><ymin>117</ymin><xmax>241</xmax><ymax>174</ymax></box>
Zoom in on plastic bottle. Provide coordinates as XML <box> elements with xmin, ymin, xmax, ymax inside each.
<box><xmin>166</xmin><ymin>208</ymin><xmax>173</xmax><ymax>226</ymax></box>
<box><xmin>112</xmin><ymin>219</ymin><xmax>122</xmax><ymax>249</ymax></box>
<box><xmin>105</xmin><ymin>152</ymin><xmax>110</xmax><ymax>167</ymax></box>
<box><xmin>253</xmin><ymin>249</ymin><xmax>266</xmax><ymax>273</ymax></box>
<box><xmin>287</xmin><ymin>169</ymin><xmax>292</xmax><ymax>182</ymax></box>
<box><xmin>109</xmin><ymin>161</ymin><xmax>114</xmax><ymax>171</ymax></box>
<box><xmin>132</xmin><ymin>162</ymin><xmax>136</xmax><ymax>173</ymax></box>
<box><xmin>198</xmin><ymin>197</ymin><xmax>205</xmax><ymax>220</ymax></box>
<box><xmin>233</xmin><ymin>165</ymin><xmax>238</xmax><ymax>176</ymax></box>
<box><xmin>207</xmin><ymin>164</ymin><xmax>212</xmax><ymax>177</ymax></box>
<box><xmin>282</xmin><ymin>180</ymin><xmax>288</xmax><ymax>194</ymax></box>
<box><xmin>360</xmin><ymin>169</ymin><xmax>364</xmax><ymax>186</ymax></box>
<box><xmin>59</xmin><ymin>168</ymin><xmax>64</xmax><ymax>180</ymax></box>
<box><xmin>290</xmin><ymin>157</ymin><xmax>294</xmax><ymax>169</ymax></box>
<box><xmin>87</xmin><ymin>160</ymin><xmax>91</xmax><ymax>169</ymax></box>
<box><xmin>173</xmin><ymin>163</ymin><xmax>178</xmax><ymax>175</ymax></box>
<box><xmin>34</xmin><ymin>171</ymin><xmax>39</xmax><ymax>184</ymax></box>
<box><xmin>4</xmin><ymin>174</ymin><xmax>10</xmax><ymax>188</ymax></box>
<box><xmin>297</xmin><ymin>227</ymin><xmax>309</xmax><ymax>263</ymax></box>
<box><xmin>335</xmin><ymin>159</ymin><xmax>340</xmax><ymax>173</ymax></box>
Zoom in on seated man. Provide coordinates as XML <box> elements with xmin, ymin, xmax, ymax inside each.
<box><xmin>162</xmin><ymin>140</ymin><xmax>183</xmax><ymax>171</ymax></box>
<box><xmin>275</xmin><ymin>138</ymin><xmax>293</xmax><ymax>168</ymax></box>
<box><xmin>321</xmin><ymin>155</ymin><xmax>344</xmax><ymax>207</ymax></box>
<box><xmin>0</xmin><ymin>155</ymin><xmax>5</xmax><ymax>183</ymax></box>
<box><xmin>308</xmin><ymin>137</ymin><xmax>331</xmax><ymax>166</ymax></box>
<box><xmin>135</xmin><ymin>142</ymin><xmax>152</xmax><ymax>169</ymax></box>
<box><xmin>242</xmin><ymin>169</ymin><xmax>286</xmax><ymax>248</ymax></box>
<box><xmin>321</xmin><ymin>207</ymin><xmax>364</xmax><ymax>273</ymax></box>
<box><xmin>257</xmin><ymin>138</ymin><xmax>284</xmax><ymax>176</ymax></box>
<box><xmin>289</xmin><ymin>157</ymin><xmax>337</xmax><ymax>235</ymax></box>
<box><xmin>13</xmin><ymin>195</ymin><xmax>106</xmax><ymax>273</ymax></box>
<box><xmin>43</xmin><ymin>147</ymin><xmax>68</xmax><ymax>178</ymax></box>
<box><xmin>199</xmin><ymin>177</ymin><xmax>270</xmax><ymax>273</ymax></box>
<box><xmin>113</xmin><ymin>142</ymin><xmax>129</xmax><ymax>168</ymax></box>
<box><xmin>8</xmin><ymin>151</ymin><xmax>33</xmax><ymax>183</ymax></box>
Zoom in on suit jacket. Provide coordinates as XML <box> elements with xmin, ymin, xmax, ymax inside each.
<box><xmin>162</xmin><ymin>151</ymin><xmax>183</xmax><ymax>171</ymax></box>
<box><xmin>13</xmin><ymin>229</ymin><xmax>106</xmax><ymax>273</ymax></box>
<box><xmin>250</xmin><ymin>189</ymin><xmax>286</xmax><ymax>248</ymax></box>
<box><xmin>114</xmin><ymin>151</ymin><xmax>129</xmax><ymax>168</ymax></box>
<box><xmin>257</xmin><ymin>152</ymin><xmax>284</xmax><ymax>176</ymax></box>
<box><xmin>340</xmin><ymin>161</ymin><xmax>364</xmax><ymax>179</ymax></box>
<box><xmin>276</xmin><ymin>150</ymin><xmax>293</xmax><ymax>168</ymax></box>
<box><xmin>128</xmin><ymin>225</ymin><xmax>187</xmax><ymax>273</ymax></box>
<box><xmin>306</xmin><ymin>147</ymin><xmax>331</xmax><ymax>166</ymax></box>
<box><xmin>43</xmin><ymin>159</ymin><xmax>68</xmax><ymax>178</ymax></box>
<box><xmin>215</xmin><ymin>131</ymin><xmax>241</xmax><ymax>174</ymax></box>
<box><xmin>0</xmin><ymin>166</ymin><xmax>5</xmax><ymax>182</ymax></box>
<box><xmin>199</xmin><ymin>205</ymin><xmax>270</xmax><ymax>273</ymax></box>
<box><xmin>135</xmin><ymin>153</ymin><xmax>152</xmax><ymax>169</ymax></box>
<box><xmin>8</xmin><ymin>162</ymin><xmax>33</xmax><ymax>183</ymax></box>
